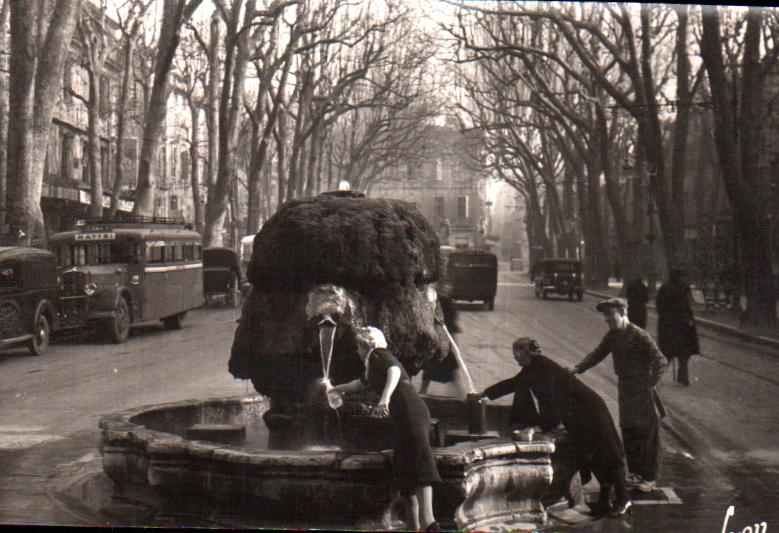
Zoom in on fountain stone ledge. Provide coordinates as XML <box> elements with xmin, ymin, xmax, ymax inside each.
<box><xmin>99</xmin><ymin>395</ymin><xmax>555</xmax><ymax>530</ymax></box>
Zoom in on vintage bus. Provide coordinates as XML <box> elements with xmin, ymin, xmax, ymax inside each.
<box><xmin>49</xmin><ymin>218</ymin><xmax>204</xmax><ymax>343</ymax></box>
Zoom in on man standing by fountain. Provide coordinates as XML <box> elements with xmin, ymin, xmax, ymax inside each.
<box><xmin>332</xmin><ymin>327</ymin><xmax>441</xmax><ymax>532</ymax></box>
<box><xmin>571</xmin><ymin>298</ymin><xmax>668</xmax><ymax>494</ymax></box>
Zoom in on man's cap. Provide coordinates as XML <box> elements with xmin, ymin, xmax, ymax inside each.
<box><xmin>595</xmin><ymin>297</ymin><xmax>627</xmax><ymax>313</ymax></box>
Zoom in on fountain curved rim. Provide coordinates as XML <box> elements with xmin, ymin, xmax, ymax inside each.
<box><xmin>99</xmin><ymin>394</ymin><xmax>555</xmax><ymax>463</ymax></box>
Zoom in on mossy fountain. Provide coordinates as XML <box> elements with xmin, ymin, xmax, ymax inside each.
<box><xmin>99</xmin><ymin>191</ymin><xmax>555</xmax><ymax>530</ymax></box>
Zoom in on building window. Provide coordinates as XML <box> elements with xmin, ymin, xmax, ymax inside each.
<box><xmin>63</xmin><ymin>64</ymin><xmax>72</xmax><ymax>102</ymax></box>
<box><xmin>435</xmin><ymin>159</ymin><xmax>443</xmax><ymax>181</ymax></box>
<box><xmin>82</xmin><ymin>144</ymin><xmax>88</xmax><ymax>183</ymax></box>
<box><xmin>170</xmin><ymin>195</ymin><xmax>178</xmax><ymax>212</ymax></box>
<box><xmin>99</xmin><ymin>75</ymin><xmax>110</xmax><ymax>114</ymax></box>
<box><xmin>434</xmin><ymin>197</ymin><xmax>445</xmax><ymax>219</ymax></box>
<box><xmin>457</xmin><ymin>195</ymin><xmax>469</xmax><ymax>220</ymax></box>
<box><xmin>61</xmin><ymin>133</ymin><xmax>72</xmax><ymax>180</ymax></box>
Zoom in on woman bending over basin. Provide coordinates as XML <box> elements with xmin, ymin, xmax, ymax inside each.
<box><xmin>332</xmin><ymin>326</ymin><xmax>441</xmax><ymax>531</ymax></box>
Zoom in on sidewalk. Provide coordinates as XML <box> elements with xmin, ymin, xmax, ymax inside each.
<box><xmin>586</xmin><ymin>280</ymin><xmax>779</xmax><ymax>350</ymax></box>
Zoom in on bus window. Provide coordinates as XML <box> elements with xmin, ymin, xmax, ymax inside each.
<box><xmin>164</xmin><ymin>245</ymin><xmax>175</xmax><ymax>263</ymax></box>
<box><xmin>147</xmin><ymin>245</ymin><xmax>164</xmax><ymax>264</ymax></box>
<box><xmin>96</xmin><ymin>244</ymin><xmax>111</xmax><ymax>264</ymax></box>
<box><xmin>183</xmin><ymin>244</ymin><xmax>194</xmax><ymax>261</ymax></box>
<box><xmin>175</xmin><ymin>244</ymin><xmax>183</xmax><ymax>262</ymax></box>
<box><xmin>195</xmin><ymin>245</ymin><xmax>202</xmax><ymax>260</ymax></box>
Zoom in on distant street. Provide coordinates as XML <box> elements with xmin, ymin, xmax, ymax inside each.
<box><xmin>0</xmin><ymin>268</ymin><xmax>778</xmax><ymax>530</ymax></box>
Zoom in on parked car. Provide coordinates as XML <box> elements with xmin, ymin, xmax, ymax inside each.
<box><xmin>534</xmin><ymin>258</ymin><xmax>583</xmax><ymax>301</ymax></box>
<box><xmin>440</xmin><ymin>247</ymin><xmax>498</xmax><ymax>310</ymax></box>
<box><xmin>0</xmin><ymin>247</ymin><xmax>59</xmax><ymax>355</ymax></box>
<box><xmin>50</xmin><ymin>217</ymin><xmax>204</xmax><ymax>343</ymax></box>
<box><xmin>203</xmin><ymin>247</ymin><xmax>243</xmax><ymax>307</ymax></box>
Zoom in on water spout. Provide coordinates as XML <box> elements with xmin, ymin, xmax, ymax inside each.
<box><xmin>318</xmin><ymin>315</ymin><xmax>342</xmax><ymax>409</ymax></box>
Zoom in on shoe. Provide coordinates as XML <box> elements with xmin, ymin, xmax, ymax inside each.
<box><xmin>625</xmin><ymin>473</ymin><xmax>643</xmax><ymax>486</ymax></box>
<box><xmin>424</xmin><ymin>521</ymin><xmax>441</xmax><ymax>531</ymax></box>
<box><xmin>613</xmin><ymin>500</ymin><xmax>633</xmax><ymax>515</ymax></box>
<box><xmin>636</xmin><ymin>479</ymin><xmax>656</xmax><ymax>493</ymax></box>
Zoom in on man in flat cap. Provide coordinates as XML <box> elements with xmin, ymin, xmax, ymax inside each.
<box><xmin>571</xmin><ymin>298</ymin><xmax>668</xmax><ymax>494</ymax></box>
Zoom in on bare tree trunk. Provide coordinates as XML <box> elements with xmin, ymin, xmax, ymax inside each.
<box><xmin>189</xmin><ymin>103</ymin><xmax>203</xmax><ymax>232</ymax></box>
<box><xmin>0</xmin><ymin>0</ymin><xmax>10</xmax><ymax>229</ymax></box>
<box><xmin>275</xmin><ymin>109</ymin><xmax>287</xmax><ymax>205</ymax></box>
<box><xmin>205</xmin><ymin>10</ymin><xmax>219</xmax><ymax>192</ymax></box>
<box><xmin>246</xmin><ymin>111</ymin><xmax>262</xmax><ymax>235</ymax></box>
<box><xmin>86</xmin><ymin>70</ymin><xmax>103</xmax><ymax>217</ymax></box>
<box><xmin>109</xmin><ymin>40</ymin><xmax>134</xmax><ymax>217</ymax></box>
<box><xmin>203</xmin><ymin>0</ymin><xmax>254</xmax><ymax>248</ymax></box>
<box><xmin>7</xmin><ymin>0</ymin><xmax>79</xmax><ymax>245</ymax></box>
<box><xmin>134</xmin><ymin>0</ymin><xmax>203</xmax><ymax>216</ymax></box>
<box><xmin>701</xmin><ymin>6</ymin><xmax>776</xmax><ymax>327</ymax></box>
<box><xmin>6</xmin><ymin>0</ymin><xmax>37</xmax><ymax>244</ymax></box>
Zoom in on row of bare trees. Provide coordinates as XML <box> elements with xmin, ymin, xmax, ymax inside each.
<box><xmin>0</xmin><ymin>0</ymin><xmax>435</xmax><ymax>248</ymax></box>
<box><xmin>164</xmin><ymin>0</ymin><xmax>437</xmax><ymax>246</ymax></box>
<box><xmin>446</xmin><ymin>3</ymin><xmax>778</xmax><ymax>327</ymax></box>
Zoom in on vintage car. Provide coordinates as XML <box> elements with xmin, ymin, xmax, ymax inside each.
<box><xmin>534</xmin><ymin>258</ymin><xmax>583</xmax><ymax>301</ymax></box>
<box><xmin>440</xmin><ymin>247</ymin><xmax>498</xmax><ymax>310</ymax></box>
<box><xmin>50</xmin><ymin>217</ymin><xmax>204</xmax><ymax>343</ymax></box>
<box><xmin>203</xmin><ymin>247</ymin><xmax>243</xmax><ymax>307</ymax></box>
<box><xmin>0</xmin><ymin>247</ymin><xmax>59</xmax><ymax>355</ymax></box>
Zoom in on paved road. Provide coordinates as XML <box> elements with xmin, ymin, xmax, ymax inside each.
<box><xmin>0</xmin><ymin>272</ymin><xmax>777</xmax><ymax>531</ymax></box>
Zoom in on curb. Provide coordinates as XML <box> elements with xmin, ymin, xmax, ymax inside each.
<box><xmin>585</xmin><ymin>289</ymin><xmax>779</xmax><ymax>351</ymax></box>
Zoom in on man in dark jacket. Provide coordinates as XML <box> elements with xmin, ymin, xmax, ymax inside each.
<box><xmin>478</xmin><ymin>337</ymin><xmax>632</xmax><ymax>516</ymax></box>
<box><xmin>656</xmin><ymin>269</ymin><xmax>699</xmax><ymax>386</ymax></box>
<box><xmin>626</xmin><ymin>278</ymin><xmax>649</xmax><ymax>329</ymax></box>
<box><xmin>572</xmin><ymin>298</ymin><xmax>668</xmax><ymax>494</ymax></box>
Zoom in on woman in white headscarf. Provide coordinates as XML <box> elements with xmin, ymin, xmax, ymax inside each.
<box><xmin>333</xmin><ymin>326</ymin><xmax>441</xmax><ymax>531</ymax></box>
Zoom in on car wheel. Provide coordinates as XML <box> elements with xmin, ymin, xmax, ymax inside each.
<box><xmin>108</xmin><ymin>298</ymin><xmax>131</xmax><ymax>344</ymax></box>
<box><xmin>163</xmin><ymin>311</ymin><xmax>187</xmax><ymax>330</ymax></box>
<box><xmin>576</xmin><ymin>291</ymin><xmax>583</xmax><ymax>301</ymax></box>
<box><xmin>28</xmin><ymin>313</ymin><xmax>50</xmax><ymax>356</ymax></box>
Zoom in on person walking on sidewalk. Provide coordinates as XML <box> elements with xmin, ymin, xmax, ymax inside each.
<box><xmin>570</xmin><ymin>298</ymin><xmax>668</xmax><ymax>494</ymax></box>
<box><xmin>477</xmin><ymin>338</ymin><xmax>632</xmax><ymax>516</ymax></box>
<box><xmin>626</xmin><ymin>278</ymin><xmax>649</xmax><ymax>329</ymax></box>
<box><xmin>656</xmin><ymin>269</ymin><xmax>700</xmax><ymax>386</ymax></box>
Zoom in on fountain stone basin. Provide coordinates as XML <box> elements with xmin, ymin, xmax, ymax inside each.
<box><xmin>99</xmin><ymin>395</ymin><xmax>554</xmax><ymax>530</ymax></box>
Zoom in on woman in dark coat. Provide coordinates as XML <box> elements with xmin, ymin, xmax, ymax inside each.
<box><xmin>656</xmin><ymin>269</ymin><xmax>700</xmax><ymax>385</ymax></box>
<box><xmin>333</xmin><ymin>326</ymin><xmax>441</xmax><ymax>531</ymax></box>
<box><xmin>477</xmin><ymin>338</ymin><xmax>631</xmax><ymax>516</ymax></box>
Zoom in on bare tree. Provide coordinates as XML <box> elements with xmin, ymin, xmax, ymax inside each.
<box><xmin>5</xmin><ymin>0</ymin><xmax>81</xmax><ymax>245</ymax></box>
<box><xmin>700</xmin><ymin>5</ymin><xmax>778</xmax><ymax>327</ymax></box>
<box><xmin>0</xmin><ymin>0</ymin><xmax>10</xmax><ymax>228</ymax></box>
<box><xmin>133</xmin><ymin>0</ymin><xmax>203</xmax><ymax>216</ymax></box>
<box><xmin>108</xmin><ymin>0</ymin><xmax>153</xmax><ymax>217</ymax></box>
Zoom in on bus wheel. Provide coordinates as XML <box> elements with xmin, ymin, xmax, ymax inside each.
<box><xmin>28</xmin><ymin>313</ymin><xmax>50</xmax><ymax>355</ymax></box>
<box><xmin>108</xmin><ymin>298</ymin><xmax>131</xmax><ymax>344</ymax></box>
<box><xmin>163</xmin><ymin>311</ymin><xmax>187</xmax><ymax>330</ymax></box>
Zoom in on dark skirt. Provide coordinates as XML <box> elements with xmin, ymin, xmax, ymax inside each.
<box><xmin>389</xmin><ymin>381</ymin><xmax>442</xmax><ymax>490</ymax></box>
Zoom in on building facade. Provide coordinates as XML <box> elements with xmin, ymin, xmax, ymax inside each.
<box><xmin>370</xmin><ymin>124</ymin><xmax>487</xmax><ymax>250</ymax></box>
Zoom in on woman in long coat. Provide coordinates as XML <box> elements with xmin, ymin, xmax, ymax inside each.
<box><xmin>656</xmin><ymin>269</ymin><xmax>700</xmax><ymax>385</ymax></box>
<box><xmin>333</xmin><ymin>326</ymin><xmax>441</xmax><ymax>531</ymax></box>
